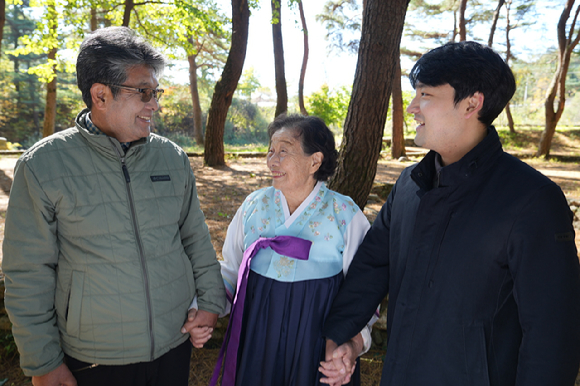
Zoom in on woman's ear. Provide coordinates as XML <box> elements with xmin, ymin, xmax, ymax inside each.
<box><xmin>311</xmin><ymin>152</ymin><xmax>323</xmax><ymax>174</ymax></box>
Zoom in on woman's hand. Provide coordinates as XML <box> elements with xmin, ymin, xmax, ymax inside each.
<box><xmin>319</xmin><ymin>334</ymin><xmax>363</xmax><ymax>385</ymax></box>
<box><xmin>181</xmin><ymin>308</ymin><xmax>218</xmax><ymax>348</ymax></box>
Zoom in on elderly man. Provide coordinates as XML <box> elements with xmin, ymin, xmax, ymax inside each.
<box><xmin>2</xmin><ymin>27</ymin><xmax>225</xmax><ymax>386</ymax></box>
<box><xmin>321</xmin><ymin>41</ymin><xmax>580</xmax><ymax>386</ymax></box>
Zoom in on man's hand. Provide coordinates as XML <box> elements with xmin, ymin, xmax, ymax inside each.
<box><xmin>319</xmin><ymin>335</ymin><xmax>363</xmax><ymax>385</ymax></box>
<box><xmin>181</xmin><ymin>308</ymin><xmax>219</xmax><ymax>348</ymax></box>
<box><xmin>32</xmin><ymin>363</ymin><xmax>77</xmax><ymax>386</ymax></box>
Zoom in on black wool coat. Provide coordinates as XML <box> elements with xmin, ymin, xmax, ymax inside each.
<box><xmin>323</xmin><ymin>127</ymin><xmax>580</xmax><ymax>386</ymax></box>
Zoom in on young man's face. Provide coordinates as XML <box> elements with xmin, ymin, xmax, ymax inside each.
<box><xmin>407</xmin><ymin>82</ymin><xmax>478</xmax><ymax>165</ymax></box>
<box><xmin>100</xmin><ymin>65</ymin><xmax>160</xmax><ymax>143</ymax></box>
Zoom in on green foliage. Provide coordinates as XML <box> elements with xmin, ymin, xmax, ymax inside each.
<box><xmin>497</xmin><ymin>129</ymin><xmax>527</xmax><ymax>150</ymax></box>
<box><xmin>305</xmin><ymin>83</ymin><xmax>350</xmax><ymax>131</ymax></box>
<box><xmin>7</xmin><ymin>0</ymin><xmax>76</xmax><ymax>83</ymax></box>
<box><xmin>0</xmin><ymin>329</ymin><xmax>18</xmax><ymax>362</ymax></box>
<box><xmin>236</xmin><ymin>67</ymin><xmax>261</xmax><ymax>100</ymax></box>
<box><xmin>224</xmin><ymin>98</ymin><xmax>270</xmax><ymax>145</ymax></box>
<box><xmin>316</xmin><ymin>0</ymin><xmax>361</xmax><ymax>54</ymax></box>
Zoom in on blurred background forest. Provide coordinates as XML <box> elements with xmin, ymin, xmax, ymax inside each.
<box><xmin>0</xmin><ymin>0</ymin><xmax>579</xmax><ymax>153</ymax></box>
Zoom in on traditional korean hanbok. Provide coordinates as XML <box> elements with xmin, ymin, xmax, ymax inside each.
<box><xmin>212</xmin><ymin>181</ymin><xmax>375</xmax><ymax>386</ymax></box>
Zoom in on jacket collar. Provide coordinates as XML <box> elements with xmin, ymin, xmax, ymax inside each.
<box><xmin>411</xmin><ymin>126</ymin><xmax>504</xmax><ymax>192</ymax></box>
<box><xmin>75</xmin><ymin>108</ymin><xmax>148</xmax><ymax>158</ymax></box>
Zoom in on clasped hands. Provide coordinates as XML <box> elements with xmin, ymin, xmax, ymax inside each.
<box><xmin>181</xmin><ymin>308</ymin><xmax>218</xmax><ymax>348</ymax></box>
<box><xmin>319</xmin><ymin>334</ymin><xmax>364</xmax><ymax>386</ymax></box>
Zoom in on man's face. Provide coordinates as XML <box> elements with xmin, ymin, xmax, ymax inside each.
<box><xmin>100</xmin><ymin>65</ymin><xmax>160</xmax><ymax>143</ymax></box>
<box><xmin>407</xmin><ymin>82</ymin><xmax>475</xmax><ymax>165</ymax></box>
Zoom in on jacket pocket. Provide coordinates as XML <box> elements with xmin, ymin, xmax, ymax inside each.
<box><xmin>463</xmin><ymin>324</ymin><xmax>491</xmax><ymax>386</ymax></box>
<box><xmin>66</xmin><ymin>270</ymin><xmax>85</xmax><ymax>339</ymax></box>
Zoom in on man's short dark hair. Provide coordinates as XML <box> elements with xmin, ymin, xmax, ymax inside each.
<box><xmin>76</xmin><ymin>26</ymin><xmax>166</xmax><ymax>109</ymax></box>
<box><xmin>267</xmin><ymin>114</ymin><xmax>338</xmax><ymax>182</ymax></box>
<box><xmin>409</xmin><ymin>41</ymin><xmax>516</xmax><ymax>126</ymax></box>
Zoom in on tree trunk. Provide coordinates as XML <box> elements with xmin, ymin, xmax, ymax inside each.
<box><xmin>204</xmin><ymin>0</ymin><xmax>250</xmax><ymax>166</ymax></box>
<box><xmin>187</xmin><ymin>50</ymin><xmax>204</xmax><ymax>145</ymax></box>
<box><xmin>298</xmin><ymin>0</ymin><xmax>309</xmax><ymax>116</ymax></box>
<box><xmin>43</xmin><ymin>1</ymin><xmax>58</xmax><ymax>138</ymax></box>
<box><xmin>458</xmin><ymin>0</ymin><xmax>468</xmax><ymax>41</ymax></box>
<box><xmin>391</xmin><ymin>54</ymin><xmax>406</xmax><ymax>159</ymax></box>
<box><xmin>488</xmin><ymin>0</ymin><xmax>505</xmax><ymax>47</ymax></box>
<box><xmin>28</xmin><ymin>75</ymin><xmax>41</xmax><ymax>133</ymax></box>
<box><xmin>123</xmin><ymin>0</ymin><xmax>134</xmax><ymax>27</ymax></box>
<box><xmin>0</xmin><ymin>0</ymin><xmax>5</xmax><ymax>56</ymax></box>
<box><xmin>537</xmin><ymin>0</ymin><xmax>580</xmax><ymax>157</ymax></box>
<box><xmin>90</xmin><ymin>7</ymin><xmax>97</xmax><ymax>31</ymax></box>
<box><xmin>505</xmin><ymin>102</ymin><xmax>515</xmax><ymax>133</ymax></box>
<box><xmin>271</xmin><ymin>0</ymin><xmax>287</xmax><ymax>118</ymax></box>
<box><xmin>328</xmin><ymin>0</ymin><xmax>410</xmax><ymax>209</ymax></box>
<box><xmin>504</xmin><ymin>0</ymin><xmax>515</xmax><ymax>133</ymax></box>
<box><xmin>43</xmin><ymin>47</ymin><xmax>57</xmax><ymax>138</ymax></box>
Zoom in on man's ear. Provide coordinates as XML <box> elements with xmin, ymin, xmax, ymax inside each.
<box><xmin>465</xmin><ymin>92</ymin><xmax>484</xmax><ymax>119</ymax></box>
<box><xmin>90</xmin><ymin>83</ymin><xmax>108</xmax><ymax>109</ymax></box>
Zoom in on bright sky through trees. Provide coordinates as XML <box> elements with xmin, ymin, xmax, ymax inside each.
<box><xmin>182</xmin><ymin>0</ymin><xmax>563</xmax><ymax>98</ymax></box>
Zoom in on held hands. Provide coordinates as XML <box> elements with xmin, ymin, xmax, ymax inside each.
<box><xmin>181</xmin><ymin>308</ymin><xmax>219</xmax><ymax>348</ymax></box>
<box><xmin>319</xmin><ymin>334</ymin><xmax>364</xmax><ymax>386</ymax></box>
<box><xmin>32</xmin><ymin>363</ymin><xmax>77</xmax><ymax>386</ymax></box>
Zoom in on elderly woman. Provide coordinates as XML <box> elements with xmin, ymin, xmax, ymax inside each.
<box><xmin>210</xmin><ymin>114</ymin><xmax>375</xmax><ymax>386</ymax></box>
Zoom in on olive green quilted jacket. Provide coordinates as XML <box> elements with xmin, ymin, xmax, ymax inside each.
<box><xmin>2</xmin><ymin>110</ymin><xmax>226</xmax><ymax>376</ymax></box>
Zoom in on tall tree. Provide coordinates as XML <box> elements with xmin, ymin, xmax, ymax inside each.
<box><xmin>537</xmin><ymin>0</ymin><xmax>580</xmax><ymax>157</ymax></box>
<box><xmin>391</xmin><ymin>53</ymin><xmax>406</xmax><ymax>159</ymax></box>
<box><xmin>328</xmin><ymin>0</ymin><xmax>410</xmax><ymax>208</ymax></box>
<box><xmin>1</xmin><ymin>0</ymin><xmax>42</xmax><ymax>141</ymax></box>
<box><xmin>204</xmin><ymin>0</ymin><xmax>250</xmax><ymax>166</ymax></box>
<box><xmin>1</xmin><ymin>0</ymin><xmax>5</xmax><ymax>56</ymax></box>
<box><xmin>271</xmin><ymin>0</ymin><xmax>287</xmax><ymax>117</ymax></box>
<box><xmin>187</xmin><ymin>39</ymin><xmax>206</xmax><ymax>144</ymax></box>
<box><xmin>131</xmin><ymin>0</ymin><xmax>229</xmax><ymax>146</ymax></box>
<box><xmin>458</xmin><ymin>0</ymin><xmax>468</xmax><ymax>41</ymax></box>
<box><xmin>297</xmin><ymin>0</ymin><xmax>309</xmax><ymax>115</ymax></box>
<box><xmin>488</xmin><ymin>0</ymin><xmax>505</xmax><ymax>46</ymax></box>
<box><xmin>503</xmin><ymin>0</ymin><xmax>515</xmax><ymax>133</ymax></box>
<box><xmin>316</xmin><ymin>0</ymin><xmax>361</xmax><ymax>55</ymax></box>
<box><xmin>42</xmin><ymin>0</ymin><xmax>57</xmax><ymax>138</ymax></box>
<box><xmin>123</xmin><ymin>0</ymin><xmax>133</xmax><ymax>26</ymax></box>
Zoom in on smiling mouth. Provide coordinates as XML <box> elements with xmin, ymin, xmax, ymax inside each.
<box><xmin>138</xmin><ymin>115</ymin><xmax>151</xmax><ymax>122</ymax></box>
<box><xmin>271</xmin><ymin>171</ymin><xmax>286</xmax><ymax>178</ymax></box>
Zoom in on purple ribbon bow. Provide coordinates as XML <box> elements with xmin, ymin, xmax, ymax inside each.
<box><xmin>210</xmin><ymin>235</ymin><xmax>312</xmax><ymax>386</ymax></box>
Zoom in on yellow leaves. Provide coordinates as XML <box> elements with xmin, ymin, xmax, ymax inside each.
<box><xmin>27</xmin><ymin>60</ymin><xmax>58</xmax><ymax>83</ymax></box>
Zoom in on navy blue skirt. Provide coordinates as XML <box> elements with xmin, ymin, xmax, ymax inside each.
<box><xmin>233</xmin><ymin>270</ymin><xmax>361</xmax><ymax>386</ymax></box>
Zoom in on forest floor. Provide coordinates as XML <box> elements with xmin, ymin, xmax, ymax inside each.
<box><xmin>1</xmin><ymin>128</ymin><xmax>579</xmax><ymax>385</ymax></box>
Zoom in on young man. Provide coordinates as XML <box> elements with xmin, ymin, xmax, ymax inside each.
<box><xmin>321</xmin><ymin>41</ymin><xmax>580</xmax><ymax>386</ymax></box>
<box><xmin>2</xmin><ymin>27</ymin><xmax>225</xmax><ymax>386</ymax></box>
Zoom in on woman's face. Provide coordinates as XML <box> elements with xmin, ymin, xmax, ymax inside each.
<box><xmin>267</xmin><ymin>127</ymin><xmax>321</xmax><ymax>201</ymax></box>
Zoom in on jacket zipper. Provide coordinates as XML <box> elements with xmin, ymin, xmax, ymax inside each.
<box><xmin>110</xmin><ymin>139</ymin><xmax>155</xmax><ymax>360</ymax></box>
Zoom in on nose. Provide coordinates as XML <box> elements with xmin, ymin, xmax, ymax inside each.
<box><xmin>267</xmin><ymin>151</ymin><xmax>280</xmax><ymax>166</ymax></box>
<box><xmin>146</xmin><ymin>96</ymin><xmax>159</xmax><ymax>112</ymax></box>
<box><xmin>407</xmin><ymin>94</ymin><xmax>419</xmax><ymax>114</ymax></box>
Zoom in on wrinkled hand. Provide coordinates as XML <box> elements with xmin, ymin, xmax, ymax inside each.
<box><xmin>32</xmin><ymin>363</ymin><xmax>77</xmax><ymax>386</ymax></box>
<box><xmin>181</xmin><ymin>308</ymin><xmax>219</xmax><ymax>348</ymax></box>
<box><xmin>319</xmin><ymin>335</ymin><xmax>363</xmax><ymax>385</ymax></box>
